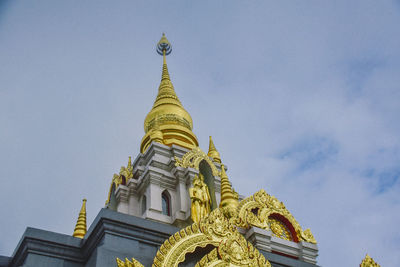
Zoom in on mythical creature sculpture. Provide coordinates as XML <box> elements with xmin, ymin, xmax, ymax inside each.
<box><xmin>190</xmin><ymin>174</ymin><xmax>211</xmax><ymax>224</ymax></box>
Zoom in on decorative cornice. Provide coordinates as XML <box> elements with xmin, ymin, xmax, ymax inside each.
<box><xmin>115</xmin><ymin>185</ymin><xmax>130</xmax><ymax>203</ymax></box>
<box><xmin>175</xmin><ymin>146</ymin><xmax>220</xmax><ymax>177</ymax></box>
<box><xmin>8</xmin><ymin>228</ymin><xmax>83</xmax><ymax>267</ymax></box>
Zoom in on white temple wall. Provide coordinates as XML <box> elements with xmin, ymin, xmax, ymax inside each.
<box><xmin>113</xmin><ymin>142</ymin><xmax>224</xmax><ymax>226</ymax></box>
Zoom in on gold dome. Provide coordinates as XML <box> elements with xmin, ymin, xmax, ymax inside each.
<box><xmin>140</xmin><ymin>34</ymin><xmax>198</xmax><ymax>153</ymax></box>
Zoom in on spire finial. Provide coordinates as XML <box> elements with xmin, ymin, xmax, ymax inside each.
<box><xmin>157</xmin><ymin>33</ymin><xmax>173</xmax><ymax>81</ymax></box>
<box><xmin>219</xmin><ymin>165</ymin><xmax>239</xmax><ymax>218</ymax></box>
<box><xmin>157</xmin><ymin>33</ymin><xmax>172</xmax><ymax>56</ymax></box>
<box><xmin>128</xmin><ymin>156</ymin><xmax>132</xmax><ymax>169</ymax></box>
<box><xmin>208</xmin><ymin>136</ymin><xmax>221</xmax><ymax>163</ymax></box>
<box><xmin>72</xmin><ymin>199</ymin><xmax>87</xmax><ymax>239</ymax></box>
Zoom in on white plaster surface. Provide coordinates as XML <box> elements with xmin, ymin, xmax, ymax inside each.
<box><xmin>113</xmin><ymin>142</ymin><xmax>222</xmax><ymax>226</ymax></box>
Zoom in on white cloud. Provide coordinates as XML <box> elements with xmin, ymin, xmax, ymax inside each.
<box><xmin>0</xmin><ymin>0</ymin><xmax>399</xmax><ymax>266</ymax></box>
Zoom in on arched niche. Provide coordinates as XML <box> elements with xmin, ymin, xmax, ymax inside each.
<box><xmin>199</xmin><ymin>160</ymin><xmax>218</xmax><ymax>210</ymax></box>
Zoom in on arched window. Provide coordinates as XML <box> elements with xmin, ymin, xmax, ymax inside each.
<box><xmin>161</xmin><ymin>191</ymin><xmax>171</xmax><ymax>216</ymax></box>
<box><xmin>141</xmin><ymin>195</ymin><xmax>147</xmax><ymax>214</ymax></box>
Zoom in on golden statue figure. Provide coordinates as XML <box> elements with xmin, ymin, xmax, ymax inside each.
<box><xmin>189</xmin><ymin>174</ymin><xmax>211</xmax><ymax>224</ymax></box>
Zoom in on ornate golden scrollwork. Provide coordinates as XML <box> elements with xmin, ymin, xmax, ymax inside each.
<box><xmin>269</xmin><ymin>218</ymin><xmax>292</xmax><ymax>241</ymax></box>
<box><xmin>175</xmin><ymin>147</ymin><xmax>220</xmax><ymax>177</ymax></box>
<box><xmin>217</xmin><ymin>231</ymin><xmax>271</xmax><ymax>267</ymax></box>
<box><xmin>195</xmin><ymin>248</ymin><xmax>225</xmax><ymax>267</ymax></box>
<box><xmin>116</xmin><ymin>257</ymin><xmax>144</xmax><ymax>267</ymax></box>
<box><xmin>145</xmin><ymin>114</ymin><xmax>191</xmax><ymax>133</ymax></box>
<box><xmin>300</xmin><ymin>228</ymin><xmax>316</xmax><ymax>244</ymax></box>
<box><xmin>115</xmin><ymin>188</ymin><xmax>315</xmax><ymax>266</ymax></box>
<box><xmin>116</xmin><ymin>152</ymin><xmax>316</xmax><ymax>266</ymax></box>
<box><xmin>119</xmin><ymin>156</ymin><xmax>134</xmax><ymax>180</ymax></box>
<box><xmin>152</xmin><ymin>222</ymin><xmax>217</xmax><ymax>267</ymax></box>
<box><xmin>195</xmin><ymin>233</ymin><xmax>271</xmax><ymax>267</ymax></box>
<box><xmin>151</xmin><ymin>208</ymin><xmax>271</xmax><ymax>267</ymax></box>
<box><xmin>106</xmin><ymin>157</ymin><xmax>134</xmax><ymax>205</ymax></box>
<box><xmin>360</xmin><ymin>254</ymin><xmax>381</xmax><ymax>267</ymax></box>
<box><xmin>236</xmin><ymin>189</ymin><xmax>317</xmax><ymax>244</ymax></box>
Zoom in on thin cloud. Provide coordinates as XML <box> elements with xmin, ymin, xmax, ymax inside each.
<box><xmin>0</xmin><ymin>1</ymin><xmax>399</xmax><ymax>266</ymax></box>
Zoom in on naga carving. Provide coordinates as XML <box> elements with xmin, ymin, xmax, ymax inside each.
<box><xmin>236</xmin><ymin>189</ymin><xmax>316</xmax><ymax>244</ymax></box>
<box><xmin>153</xmin><ymin>208</ymin><xmax>270</xmax><ymax>267</ymax></box>
<box><xmin>106</xmin><ymin>156</ymin><xmax>134</xmax><ymax>205</ymax></box>
<box><xmin>116</xmin><ymin>208</ymin><xmax>271</xmax><ymax>267</ymax></box>
<box><xmin>175</xmin><ymin>146</ymin><xmax>220</xmax><ymax>177</ymax></box>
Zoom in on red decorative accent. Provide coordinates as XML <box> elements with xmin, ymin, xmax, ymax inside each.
<box><xmin>272</xmin><ymin>250</ymin><xmax>299</xmax><ymax>260</ymax></box>
<box><xmin>269</xmin><ymin>213</ymin><xmax>299</xmax><ymax>242</ymax></box>
<box><xmin>121</xmin><ymin>176</ymin><xmax>126</xmax><ymax>185</ymax></box>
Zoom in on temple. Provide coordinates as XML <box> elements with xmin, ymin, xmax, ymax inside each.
<box><xmin>0</xmin><ymin>34</ymin><xmax>379</xmax><ymax>267</ymax></box>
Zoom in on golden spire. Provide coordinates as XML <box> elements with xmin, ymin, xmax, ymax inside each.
<box><xmin>360</xmin><ymin>254</ymin><xmax>380</xmax><ymax>267</ymax></box>
<box><xmin>140</xmin><ymin>34</ymin><xmax>198</xmax><ymax>153</ymax></box>
<box><xmin>72</xmin><ymin>199</ymin><xmax>87</xmax><ymax>239</ymax></box>
<box><xmin>207</xmin><ymin>136</ymin><xmax>221</xmax><ymax>163</ymax></box>
<box><xmin>219</xmin><ymin>165</ymin><xmax>239</xmax><ymax>218</ymax></box>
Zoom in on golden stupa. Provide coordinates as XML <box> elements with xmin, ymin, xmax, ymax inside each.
<box><xmin>140</xmin><ymin>34</ymin><xmax>198</xmax><ymax>153</ymax></box>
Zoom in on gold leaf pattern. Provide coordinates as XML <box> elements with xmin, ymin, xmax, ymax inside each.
<box><xmin>237</xmin><ymin>189</ymin><xmax>317</xmax><ymax>244</ymax></box>
<box><xmin>175</xmin><ymin>147</ymin><xmax>220</xmax><ymax>177</ymax></box>
<box><xmin>151</xmin><ymin>208</ymin><xmax>271</xmax><ymax>267</ymax></box>
<box><xmin>116</xmin><ymin>257</ymin><xmax>144</xmax><ymax>267</ymax></box>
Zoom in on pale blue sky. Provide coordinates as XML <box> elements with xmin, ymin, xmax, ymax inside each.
<box><xmin>1</xmin><ymin>1</ymin><xmax>400</xmax><ymax>266</ymax></box>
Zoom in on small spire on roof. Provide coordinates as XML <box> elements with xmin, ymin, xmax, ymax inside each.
<box><xmin>360</xmin><ymin>254</ymin><xmax>380</xmax><ymax>267</ymax></box>
<box><xmin>208</xmin><ymin>136</ymin><xmax>221</xmax><ymax>163</ymax></box>
<box><xmin>219</xmin><ymin>165</ymin><xmax>238</xmax><ymax>218</ymax></box>
<box><xmin>72</xmin><ymin>199</ymin><xmax>87</xmax><ymax>239</ymax></box>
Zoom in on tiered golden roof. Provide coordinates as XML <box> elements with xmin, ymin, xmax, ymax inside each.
<box><xmin>219</xmin><ymin>164</ymin><xmax>239</xmax><ymax>217</ymax></box>
<box><xmin>140</xmin><ymin>34</ymin><xmax>198</xmax><ymax>153</ymax></box>
<box><xmin>72</xmin><ymin>199</ymin><xmax>87</xmax><ymax>239</ymax></box>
